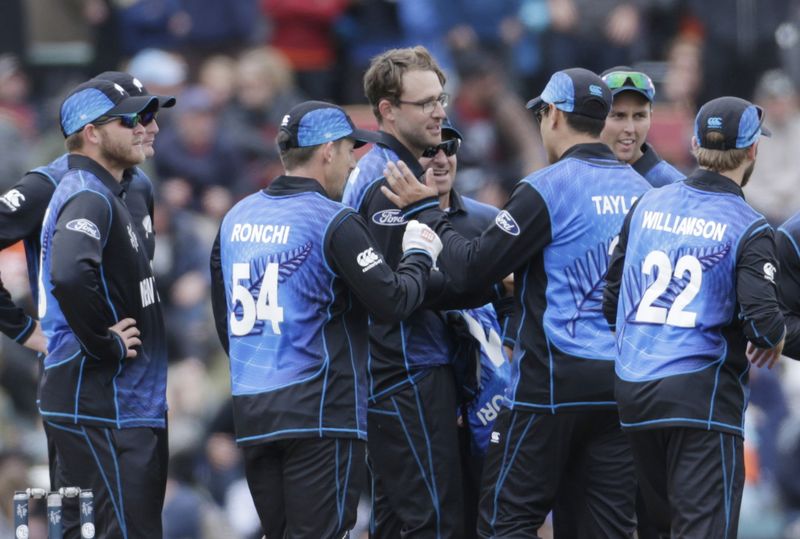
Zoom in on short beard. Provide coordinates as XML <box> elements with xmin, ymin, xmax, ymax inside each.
<box><xmin>99</xmin><ymin>134</ymin><xmax>144</xmax><ymax>171</ymax></box>
<box><xmin>740</xmin><ymin>160</ymin><xmax>755</xmax><ymax>188</ymax></box>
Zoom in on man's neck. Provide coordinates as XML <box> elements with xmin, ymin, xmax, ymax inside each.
<box><xmin>698</xmin><ymin>166</ymin><xmax>745</xmax><ymax>186</ymax></box>
<box><xmin>438</xmin><ymin>191</ymin><xmax>450</xmax><ymax>210</ymax></box>
<box><xmin>554</xmin><ymin>134</ymin><xmax>600</xmax><ymax>161</ymax></box>
<box><xmin>380</xmin><ymin>123</ymin><xmax>423</xmax><ymax>160</ymax></box>
<box><xmin>286</xmin><ymin>165</ymin><xmax>330</xmax><ymax>196</ymax></box>
<box><xmin>74</xmin><ymin>150</ymin><xmax>125</xmax><ymax>182</ymax></box>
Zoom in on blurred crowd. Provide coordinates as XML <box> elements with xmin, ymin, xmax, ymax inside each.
<box><xmin>2</xmin><ymin>0</ymin><xmax>800</xmax><ymax>537</ymax></box>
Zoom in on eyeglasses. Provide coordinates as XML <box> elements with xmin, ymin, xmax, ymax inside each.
<box><xmin>397</xmin><ymin>93</ymin><xmax>449</xmax><ymax>115</ymax></box>
<box><xmin>601</xmin><ymin>71</ymin><xmax>655</xmax><ymax>101</ymax></box>
<box><xmin>421</xmin><ymin>138</ymin><xmax>460</xmax><ymax>158</ymax></box>
<box><xmin>92</xmin><ymin>110</ymin><xmax>158</xmax><ymax>129</ymax></box>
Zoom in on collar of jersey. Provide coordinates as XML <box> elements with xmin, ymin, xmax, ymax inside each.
<box><xmin>67</xmin><ymin>154</ymin><xmax>126</xmax><ymax>197</ymax></box>
<box><xmin>559</xmin><ymin>142</ymin><xmax>618</xmax><ymax>163</ymax></box>
<box><xmin>265</xmin><ymin>175</ymin><xmax>329</xmax><ymax>198</ymax></box>
<box><xmin>686</xmin><ymin>169</ymin><xmax>745</xmax><ymax>199</ymax></box>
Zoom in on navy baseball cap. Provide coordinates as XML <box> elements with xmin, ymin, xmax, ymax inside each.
<box><xmin>526</xmin><ymin>68</ymin><xmax>612</xmax><ymax>120</ymax></box>
<box><xmin>442</xmin><ymin>117</ymin><xmax>463</xmax><ymax>140</ymax></box>
<box><xmin>60</xmin><ymin>79</ymin><xmax>158</xmax><ymax>137</ymax></box>
<box><xmin>278</xmin><ymin>101</ymin><xmax>381</xmax><ymax>150</ymax></box>
<box><xmin>94</xmin><ymin>71</ymin><xmax>176</xmax><ymax>108</ymax></box>
<box><xmin>694</xmin><ymin>96</ymin><xmax>771</xmax><ymax>150</ymax></box>
<box><xmin>600</xmin><ymin>66</ymin><xmax>655</xmax><ymax>102</ymax></box>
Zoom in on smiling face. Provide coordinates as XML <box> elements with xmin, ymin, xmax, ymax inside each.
<box><xmin>601</xmin><ymin>91</ymin><xmax>652</xmax><ymax>163</ymax></box>
<box><xmin>389</xmin><ymin>70</ymin><xmax>446</xmax><ymax>155</ymax></box>
<box><xmin>419</xmin><ymin>138</ymin><xmax>458</xmax><ymax>200</ymax></box>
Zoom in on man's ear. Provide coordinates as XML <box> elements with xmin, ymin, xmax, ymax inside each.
<box><xmin>83</xmin><ymin>124</ymin><xmax>101</xmax><ymax>145</ymax></box>
<box><xmin>378</xmin><ymin>98</ymin><xmax>396</xmax><ymax>124</ymax></box>
<box><xmin>748</xmin><ymin>140</ymin><xmax>759</xmax><ymax>160</ymax></box>
<box><xmin>321</xmin><ymin>141</ymin><xmax>335</xmax><ymax>164</ymax></box>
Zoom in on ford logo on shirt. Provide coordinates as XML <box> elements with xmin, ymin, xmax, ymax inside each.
<box><xmin>372</xmin><ymin>209</ymin><xmax>407</xmax><ymax>226</ymax></box>
<box><xmin>495</xmin><ymin>210</ymin><xmax>520</xmax><ymax>236</ymax></box>
<box><xmin>66</xmin><ymin>218</ymin><xmax>101</xmax><ymax>240</ymax></box>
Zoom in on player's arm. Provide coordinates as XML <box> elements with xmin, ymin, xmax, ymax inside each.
<box><xmin>602</xmin><ymin>199</ymin><xmax>638</xmax><ymax>331</ymax></box>
<box><xmin>209</xmin><ymin>228</ymin><xmax>230</xmax><ymax>355</ymax></box>
<box><xmin>0</xmin><ymin>173</ymin><xmax>55</xmax><ymax>348</ymax></box>
<box><xmin>737</xmin><ymin>222</ymin><xmax>786</xmax><ymax>368</ymax></box>
<box><xmin>325</xmin><ymin>210</ymin><xmax>438</xmax><ymax>322</ymax></box>
<box><xmin>49</xmin><ymin>192</ymin><xmax>129</xmax><ymax>361</ymax></box>
<box><xmin>386</xmin><ymin>164</ymin><xmax>551</xmax><ymax>297</ymax></box>
<box><xmin>776</xmin><ymin>227</ymin><xmax>800</xmax><ymax>360</ymax></box>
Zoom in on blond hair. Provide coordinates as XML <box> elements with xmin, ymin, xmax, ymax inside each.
<box><xmin>363</xmin><ymin>46</ymin><xmax>446</xmax><ymax>123</ymax></box>
<box><xmin>693</xmin><ymin>132</ymin><xmax>749</xmax><ymax>172</ymax></box>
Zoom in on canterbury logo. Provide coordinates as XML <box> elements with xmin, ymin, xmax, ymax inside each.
<box><xmin>0</xmin><ymin>189</ymin><xmax>25</xmax><ymax>211</ymax></box>
<box><xmin>356</xmin><ymin>247</ymin><xmax>382</xmax><ymax>272</ymax></box>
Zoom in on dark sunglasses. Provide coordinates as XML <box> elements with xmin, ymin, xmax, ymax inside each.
<box><xmin>601</xmin><ymin>71</ymin><xmax>655</xmax><ymax>101</ymax></box>
<box><xmin>421</xmin><ymin>138</ymin><xmax>460</xmax><ymax>158</ymax></box>
<box><xmin>93</xmin><ymin>110</ymin><xmax>158</xmax><ymax>129</ymax></box>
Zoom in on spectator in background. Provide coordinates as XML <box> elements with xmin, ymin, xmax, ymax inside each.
<box><xmin>221</xmin><ymin>47</ymin><xmax>303</xmax><ymax>190</ymax></box>
<box><xmin>744</xmin><ymin>69</ymin><xmax>800</xmax><ymax>225</ymax></box>
<box><xmin>0</xmin><ymin>55</ymin><xmax>35</xmax><ymax>188</ymax></box>
<box><xmin>127</xmin><ymin>48</ymin><xmax>188</xmax><ymax>128</ymax></box>
<box><xmin>198</xmin><ymin>55</ymin><xmax>238</xmax><ymax>110</ymax></box>
<box><xmin>687</xmin><ymin>0</ymin><xmax>790</xmax><ymax>103</ymax></box>
<box><xmin>151</xmin><ymin>200</ymin><xmax>214</xmax><ymax>363</ymax></box>
<box><xmin>261</xmin><ymin>0</ymin><xmax>350</xmax><ymax>100</ymax></box>
<box><xmin>541</xmin><ymin>0</ymin><xmax>644</xmax><ymax>75</ymax></box>
<box><xmin>449</xmin><ymin>51</ymin><xmax>545</xmax><ymax>201</ymax></box>
<box><xmin>175</xmin><ymin>0</ymin><xmax>261</xmax><ymax>71</ymax></box>
<box><xmin>154</xmin><ymin>85</ymin><xmax>245</xmax><ymax>208</ymax></box>
<box><xmin>114</xmin><ymin>0</ymin><xmax>184</xmax><ymax>57</ymax></box>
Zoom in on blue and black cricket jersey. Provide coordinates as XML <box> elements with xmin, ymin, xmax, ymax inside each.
<box><xmin>342</xmin><ymin>133</ymin><xmax>474</xmax><ymax>402</ymax></box>
<box><xmin>632</xmin><ymin>142</ymin><xmax>685</xmax><ymax>188</ymax></box>
<box><xmin>604</xmin><ymin>170</ymin><xmax>786</xmax><ymax>436</ymax></box>
<box><xmin>0</xmin><ymin>153</ymin><xmax>155</xmax><ymax>344</ymax></box>
<box><xmin>38</xmin><ymin>155</ymin><xmax>167</xmax><ymax>429</ymax></box>
<box><xmin>410</xmin><ymin>143</ymin><xmax>650</xmax><ymax>412</ymax></box>
<box><xmin>210</xmin><ymin>176</ymin><xmax>434</xmax><ymax>446</ymax></box>
<box><xmin>776</xmin><ymin>212</ymin><xmax>800</xmax><ymax>359</ymax></box>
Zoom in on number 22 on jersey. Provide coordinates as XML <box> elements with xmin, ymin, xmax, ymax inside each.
<box><xmin>634</xmin><ymin>250</ymin><xmax>702</xmax><ymax>328</ymax></box>
<box><xmin>230</xmin><ymin>262</ymin><xmax>284</xmax><ymax>336</ymax></box>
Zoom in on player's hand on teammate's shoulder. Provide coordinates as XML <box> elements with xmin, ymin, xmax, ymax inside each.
<box><xmin>746</xmin><ymin>336</ymin><xmax>785</xmax><ymax>369</ymax></box>
<box><xmin>381</xmin><ymin>160</ymin><xmax>438</xmax><ymax>207</ymax></box>
<box><xmin>110</xmin><ymin>317</ymin><xmax>141</xmax><ymax>358</ymax></box>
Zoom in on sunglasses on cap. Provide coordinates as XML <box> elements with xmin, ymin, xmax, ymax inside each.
<box><xmin>92</xmin><ymin>110</ymin><xmax>158</xmax><ymax>129</ymax></box>
<box><xmin>601</xmin><ymin>71</ymin><xmax>655</xmax><ymax>101</ymax></box>
<box><xmin>421</xmin><ymin>138</ymin><xmax>460</xmax><ymax>158</ymax></box>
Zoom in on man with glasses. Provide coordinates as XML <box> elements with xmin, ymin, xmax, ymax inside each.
<box><xmin>36</xmin><ymin>78</ymin><xmax>169</xmax><ymax>538</ymax></box>
<box><xmin>341</xmin><ymin>46</ymin><xmax>469</xmax><ymax>537</ymax></box>
<box><xmin>603</xmin><ymin>96</ymin><xmax>785</xmax><ymax>538</ymax></box>
<box><xmin>600</xmin><ymin>67</ymin><xmax>684</xmax><ymax>187</ymax></box>
<box><xmin>380</xmin><ymin>67</ymin><xmax>650</xmax><ymax>538</ymax></box>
